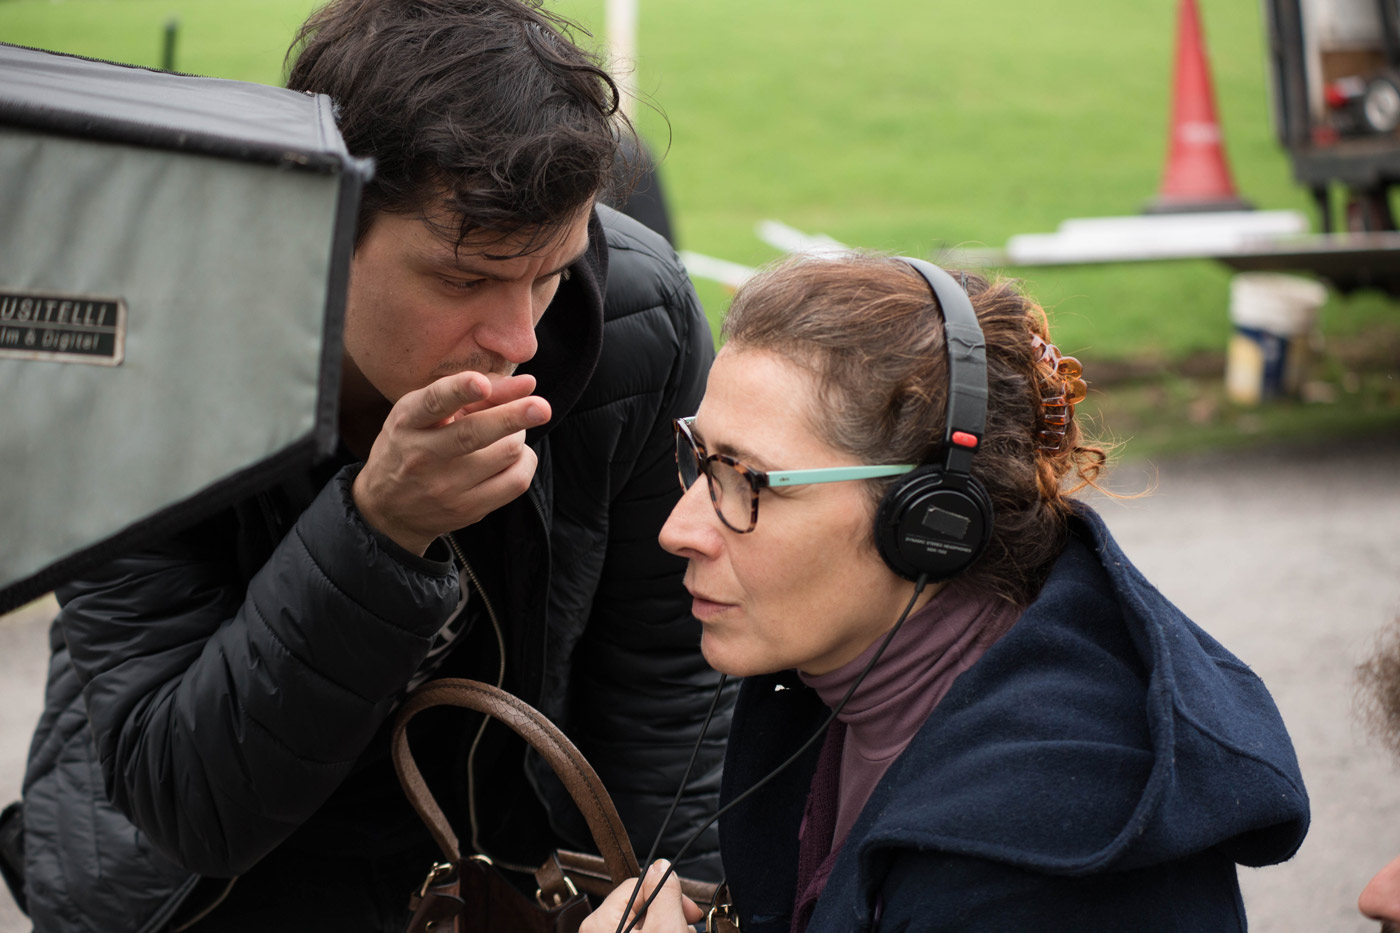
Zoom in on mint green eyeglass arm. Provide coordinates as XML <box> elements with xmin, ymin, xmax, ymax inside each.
<box><xmin>765</xmin><ymin>464</ymin><xmax>915</xmax><ymax>487</ymax></box>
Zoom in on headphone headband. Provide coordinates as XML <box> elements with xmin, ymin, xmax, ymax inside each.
<box><xmin>898</xmin><ymin>258</ymin><xmax>987</xmax><ymax>476</ymax></box>
<box><xmin>872</xmin><ymin>258</ymin><xmax>993</xmax><ymax>582</ymax></box>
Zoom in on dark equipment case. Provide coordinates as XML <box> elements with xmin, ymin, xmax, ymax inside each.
<box><xmin>0</xmin><ymin>43</ymin><xmax>371</xmax><ymax>612</ymax></box>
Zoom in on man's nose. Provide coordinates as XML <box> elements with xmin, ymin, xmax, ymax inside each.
<box><xmin>1360</xmin><ymin>854</ymin><xmax>1400</xmax><ymax>922</ymax></box>
<box><xmin>478</xmin><ymin>283</ymin><xmax>541</xmax><ymax>365</ymax></box>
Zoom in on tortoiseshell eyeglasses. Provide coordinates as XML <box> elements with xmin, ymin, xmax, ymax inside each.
<box><xmin>673</xmin><ymin>417</ymin><xmax>915</xmax><ymax>534</ymax></box>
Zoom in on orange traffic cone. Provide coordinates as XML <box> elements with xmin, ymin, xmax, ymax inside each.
<box><xmin>1145</xmin><ymin>0</ymin><xmax>1252</xmax><ymax>213</ymax></box>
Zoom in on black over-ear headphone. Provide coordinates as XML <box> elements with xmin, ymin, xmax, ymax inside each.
<box><xmin>873</xmin><ymin>258</ymin><xmax>994</xmax><ymax>582</ymax></box>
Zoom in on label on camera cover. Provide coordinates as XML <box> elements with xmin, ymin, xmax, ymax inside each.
<box><xmin>0</xmin><ymin>289</ymin><xmax>126</xmax><ymax>366</ymax></box>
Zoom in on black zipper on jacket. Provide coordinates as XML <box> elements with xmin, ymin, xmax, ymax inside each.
<box><xmin>445</xmin><ymin>531</ymin><xmax>505</xmax><ymax>688</ymax></box>
<box><xmin>167</xmin><ymin>878</ymin><xmax>238</xmax><ymax>932</ymax></box>
<box><xmin>445</xmin><ymin>477</ymin><xmax>552</xmax><ymax>873</ymax></box>
<box><xmin>521</xmin><ymin>481</ymin><xmax>553</xmax><ymax>706</ymax></box>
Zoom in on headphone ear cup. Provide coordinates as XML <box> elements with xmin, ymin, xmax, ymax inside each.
<box><xmin>874</xmin><ymin>465</ymin><xmax>993</xmax><ymax>582</ymax></box>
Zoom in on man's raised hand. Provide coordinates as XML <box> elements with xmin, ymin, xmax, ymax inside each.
<box><xmin>351</xmin><ymin>370</ymin><xmax>551</xmax><ymax>555</ymax></box>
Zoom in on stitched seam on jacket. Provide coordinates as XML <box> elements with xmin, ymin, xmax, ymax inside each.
<box><xmin>600</xmin><ymin>229</ymin><xmax>688</xmax><ymax>312</ymax></box>
<box><xmin>603</xmin><ymin>296</ymin><xmax>670</xmax><ymax>324</ymax></box>
<box><xmin>239</xmin><ymin>699</ymin><xmax>364</xmax><ymax>768</ymax></box>
<box><xmin>289</xmin><ymin>523</ymin><xmax>438</xmax><ymax>639</ymax></box>
<box><xmin>568</xmin><ymin>387</ymin><xmax>663</xmax><ymax>418</ymax></box>
<box><xmin>245</xmin><ymin>588</ymin><xmax>380</xmax><ymax>707</ymax></box>
<box><xmin>598</xmin><ymin>236</ymin><xmax>690</xmax><ymax>322</ymax></box>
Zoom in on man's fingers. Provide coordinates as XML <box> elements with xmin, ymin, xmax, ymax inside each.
<box><xmin>409</xmin><ymin>371</ymin><xmax>491</xmax><ymax>428</ymax></box>
<box><xmin>445</xmin><ymin>396</ymin><xmax>550</xmax><ymax>457</ymax></box>
<box><xmin>450</xmin><ymin>372</ymin><xmax>538</xmax><ymax>419</ymax></box>
<box><xmin>353</xmin><ymin>373</ymin><xmax>550</xmax><ymax>553</ymax></box>
<box><xmin>399</xmin><ymin>372</ymin><xmax>546</xmax><ymax>436</ymax></box>
<box><xmin>456</xmin><ymin>443</ymin><xmax>537</xmax><ymax>511</ymax></box>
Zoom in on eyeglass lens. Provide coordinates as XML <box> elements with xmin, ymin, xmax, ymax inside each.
<box><xmin>676</xmin><ymin>429</ymin><xmax>701</xmax><ymax>490</ymax></box>
<box><xmin>675</xmin><ymin>425</ymin><xmax>756</xmax><ymax>532</ymax></box>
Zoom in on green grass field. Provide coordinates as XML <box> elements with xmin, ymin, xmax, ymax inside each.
<box><xmin>2</xmin><ymin>0</ymin><xmax>1398</xmax><ymax>459</ymax></box>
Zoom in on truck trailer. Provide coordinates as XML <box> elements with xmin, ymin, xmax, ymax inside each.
<box><xmin>1263</xmin><ymin>0</ymin><xmax>1400</xmax><ymax>232</ymax></box>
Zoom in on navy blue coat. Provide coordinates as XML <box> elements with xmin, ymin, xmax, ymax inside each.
<box><xmin>718</xmin><ymin>504</ymin><xmax>1309</xmax><ymax>932</ymax></box>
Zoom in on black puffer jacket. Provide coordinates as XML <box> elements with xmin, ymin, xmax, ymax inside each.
<box><xmin>20</xmin><ymin>206</ymin><xmax>728</xmax><ymax>932</ymax></box>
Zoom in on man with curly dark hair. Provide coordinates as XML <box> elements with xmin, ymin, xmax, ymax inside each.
<box><xmin>13</xmin><ymin>2</ymin><xmax>725</xmax><ymax>930</ymax></box>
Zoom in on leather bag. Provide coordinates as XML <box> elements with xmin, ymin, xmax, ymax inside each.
<box><xmin>391</xmin><ymin>678</ymin><xmax>737</xmax><ymax>933</ymax></box>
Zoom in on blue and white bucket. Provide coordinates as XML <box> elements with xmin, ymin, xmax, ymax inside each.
<box><xmin>1226</xmin><ymin>273</ymin><xmax>1327</xmax><ymax>405</ymax></box>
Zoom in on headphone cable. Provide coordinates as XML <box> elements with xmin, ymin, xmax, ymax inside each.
<box><xmin>610</xmin><ymin>670</ymin><xmax>731</xmax><ymax>933</ymax></box>
<box><xmin>618</xmin><ymin>574</ymin><xmax>930</xmax><ymax>933</ymax></box>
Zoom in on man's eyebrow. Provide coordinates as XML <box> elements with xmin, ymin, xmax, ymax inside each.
<box><xmin>424</xmin><ymin>242</ymin><xmax>590</xmax><ymax>281</ymax></box>
<box><xmin>543</xmin><ymin>243</ymin><xmax>590</xmax><ymax>279</ymax></box>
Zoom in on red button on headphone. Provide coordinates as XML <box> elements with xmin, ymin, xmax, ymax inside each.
<box><xmin>951</xmin><ymin>431</ymin><xmax>979</xmax><ymax>449</ymax></box>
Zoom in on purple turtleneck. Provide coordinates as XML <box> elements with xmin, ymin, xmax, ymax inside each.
<box><xmin>784</xmin><ymin>581</ymin><xmax>1021</xmax><ymax>931</ymax></box>
<box><xmin>798</xmin><ymin>577</ymin><xmax>1021</xmax><ymax>860</ymax></box>
<box><xmin>785</xmin><ymin>580</ymin><xmax>1022</xmax><ymax>931</ymax></box>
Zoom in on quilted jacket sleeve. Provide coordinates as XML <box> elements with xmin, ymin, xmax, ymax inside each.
<box><xmin>57</xmin><ymin>466</ymin><xmax>459</xmax><ymax>876</ymax></box>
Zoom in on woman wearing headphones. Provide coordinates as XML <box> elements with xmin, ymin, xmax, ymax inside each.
<box><xmin>585</xmin><ymin>253</ymin><xmax>1309</xmax><ymax>932</ymax></box>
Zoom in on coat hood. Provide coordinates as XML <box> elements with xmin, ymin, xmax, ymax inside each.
<box><xmin>756</xmin><ymin>504</ymin><xmax>1310</xmax><ymax>924</ymax></box>
<box><xmin>519</xmin><ymin>207</ymin><xmax>607</xmax><ymax>446</ymax></box>
<box><xmin>831</xmin><ymin>504</ymin><xmax>1308</xmax><ymax>899</ymax></box>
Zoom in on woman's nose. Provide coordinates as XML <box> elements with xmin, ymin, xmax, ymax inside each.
<box><xmin>659</xmin><ymin>477</ymin><xmax>722</xmax><ymax>559</ymax></box>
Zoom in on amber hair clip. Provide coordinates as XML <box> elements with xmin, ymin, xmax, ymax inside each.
<box><xmin>1031</xmin><ymin>334</ymin><xmax>1088</xmax><ymax>452</ymax></box>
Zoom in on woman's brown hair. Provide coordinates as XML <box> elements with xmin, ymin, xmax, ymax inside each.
<box><xmin>721</xmin><ymin>252</ymin><xmax>1108</xmax><ymax>606</ymax></box>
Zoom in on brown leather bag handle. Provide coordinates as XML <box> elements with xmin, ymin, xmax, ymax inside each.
<box><xmin>390</xmin><ymin>678</ymin><xmax>641</xmax><ymax>887</ymax></box>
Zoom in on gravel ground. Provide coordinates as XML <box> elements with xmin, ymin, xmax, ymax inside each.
<box><xmin>1</xmin><ymin>432</ymin><xmax>1397</xmax><ymax>932</ymax></box>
